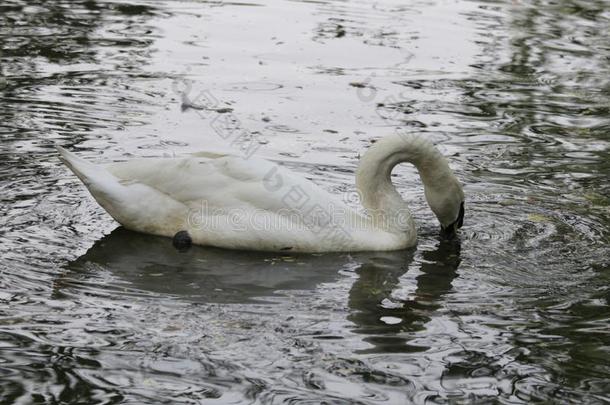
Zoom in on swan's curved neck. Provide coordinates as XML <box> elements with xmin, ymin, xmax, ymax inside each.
<box><xmin>355</xmin><ymin>135</ymin><xmax>456</xmax><ymax>231</ymax></box>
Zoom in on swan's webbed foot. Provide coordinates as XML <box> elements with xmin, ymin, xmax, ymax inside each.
<box><xmin>173</xmin><ymin>230</ymin><xmax>192</xmax><ymax>252</ymax></box>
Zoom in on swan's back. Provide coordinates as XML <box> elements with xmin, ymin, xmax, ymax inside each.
<box><xmin>106</xmin><ymin>155</ymin><xmax>331</xmax><ymax>213</ymax></box>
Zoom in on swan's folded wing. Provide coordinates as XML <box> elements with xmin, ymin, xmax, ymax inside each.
<box><xmin>104</xmin><ymin>154</ymin><xmax>312</xmax><ymax>212</ymax></box>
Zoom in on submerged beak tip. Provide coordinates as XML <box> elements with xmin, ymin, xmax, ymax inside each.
<box><xmin>440</xmin><ymin>224</ymin><xmax>457</xmax><ymax>239</ymax></box>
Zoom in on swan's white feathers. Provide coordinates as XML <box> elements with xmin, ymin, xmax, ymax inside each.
<box><xmin>56</xmin><ymin>146</ymin><xmax>189</xmax><ymax>235</ymax></box>
<box><xmin>106</xmin><ymin>155</ymin><xmax>293</xmax><ymax>210</ymax></box>
<box><xmin>101</xmin><ymin>154</ymin><xmax>386</xmax><ymax>251</ymax></box>
<box><xmin>57</xmin><ymin>134</ymin><xmax>463</xmax><ymax>252</ymax></box>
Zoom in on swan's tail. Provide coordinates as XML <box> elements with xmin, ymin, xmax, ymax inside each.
<box><xmin>56</xmin><ymin>146</ymin><xmax>105</xmax><ymax>187</ymax></box>
<box><xmin>56</xmin><ymin>146</ymin><xmax>127</xmax><ymax>204</ymax></box>
<box><xmin>56</xmin><ymin>145</ymin><xmax>139</xmax><ymax>226</ymax></box>
<box><xmin>56</xmin><ymin>146</ymin><xmax>189</xmax><ymax>235</ymax></box>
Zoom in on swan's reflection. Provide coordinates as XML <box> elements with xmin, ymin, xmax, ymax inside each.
<box><xmin>57</xmin><ymin>228</ymin><xmax>460</xmax><ymax>354</ymax></box>
<box><xmin>348</xmin><ymin>237</ymin><xmax>461</xmax><ymax>353</ymax></box>
<box><xmin>58</xmin><ymin>227</ymin><xmax>369</xmax><ymax>303</ymax></box>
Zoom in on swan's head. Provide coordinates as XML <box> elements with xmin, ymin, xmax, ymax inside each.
<box><xmin>424</xmin><ymin>174</ymin><xmax>465</xmax><ymax>236</ymax></box>
<box><xmin>440</xmin><ymin>201</ymin><xmax>464</xmax><ymax>237</ymax></box>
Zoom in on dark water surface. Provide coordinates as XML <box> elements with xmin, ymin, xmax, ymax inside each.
<box><xmin>1</xmin><ymin>0</ymin><xmax>609</xmax><ymax>403</ymax></box>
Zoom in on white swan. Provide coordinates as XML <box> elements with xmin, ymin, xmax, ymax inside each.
<box><xmin>57</xmin><ymin>134</ymin><xmax>464</xmax><ymax>252</ymax></box>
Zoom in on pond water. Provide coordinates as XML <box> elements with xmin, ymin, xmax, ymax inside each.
<box><xmin>1</xmin><ymin>0</ymin><xmax>609</xmax><ymax>403</ymax></box>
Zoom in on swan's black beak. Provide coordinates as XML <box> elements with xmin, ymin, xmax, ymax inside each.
<box><xmin>441</xmin><ymin>202</ymin><xmax>464</xmax><ymax>238</ymax></box>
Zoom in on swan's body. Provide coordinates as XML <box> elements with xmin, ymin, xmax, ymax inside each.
<box><xmin>57</xmin><ymin>135</ymin><xmax>464</xmax><ymax>252</ymax></box>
